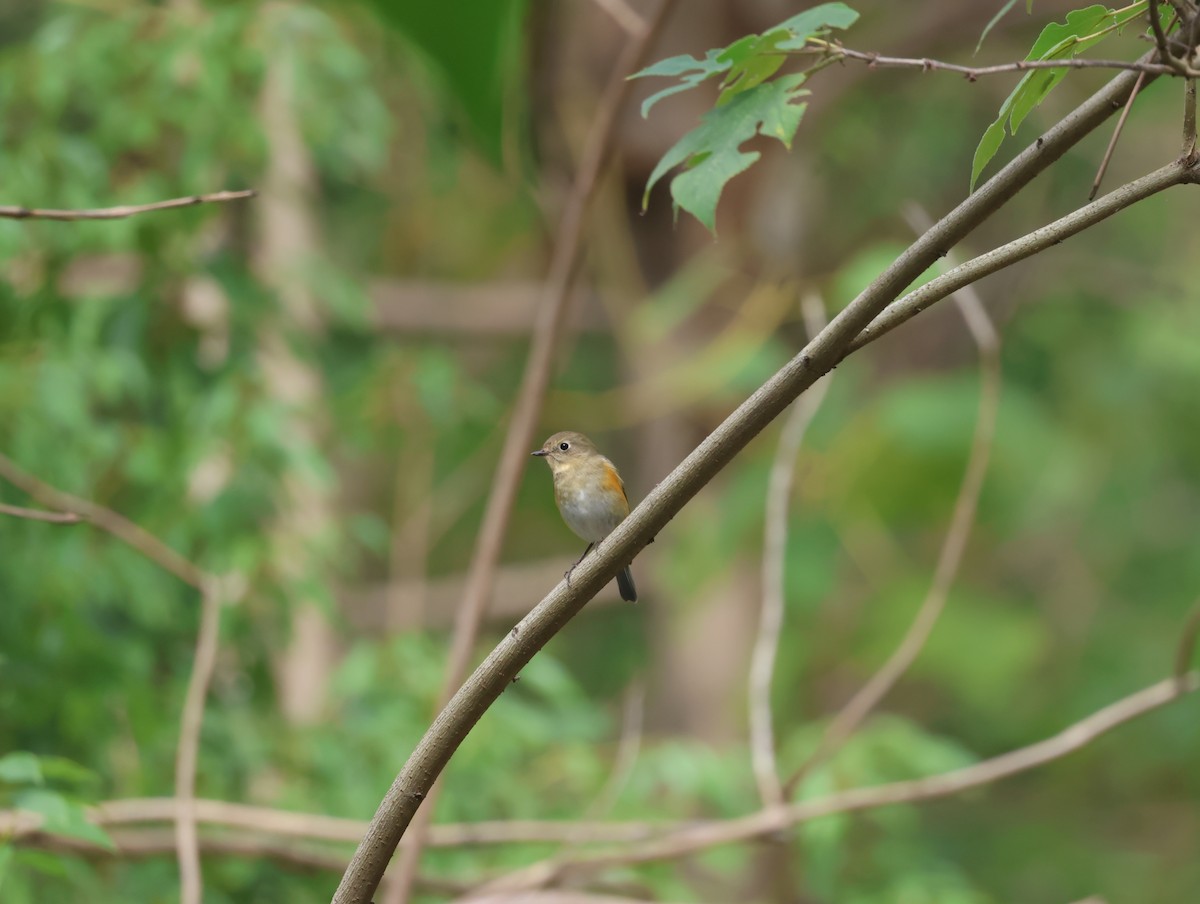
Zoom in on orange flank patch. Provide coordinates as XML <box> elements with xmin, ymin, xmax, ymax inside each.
<box><xmin>601</xmin><ymin>461</ymin><xmax>630</xmax><ymax>513</ymax></box>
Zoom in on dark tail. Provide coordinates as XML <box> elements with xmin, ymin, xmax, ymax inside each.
<box><xmin>616</xmin><ymin>565</ymin><xmax>637</xmax><ymax>603</ymax></box>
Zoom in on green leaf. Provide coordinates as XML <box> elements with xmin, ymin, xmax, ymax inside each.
<box><xmin>358</xmin><ymin>0</ymin><xmax>528</xmax><ymax>164</ymax></box>
<box><xmin>13</xmin><ymin>789</ymin><xmax>115</xmax><ymax>850</ymax></box>
<box><xmin>970</xmin><ymin>114</ymin><xmax>1009</xmax><ymax>191</ymax></box>
<box><xmin>0</xmin><ymin>752</ymin><xmax>43</xmax><ymax>786</ymax></box>
<box><xmin>32</xmin><ymin>756</ymin><xmax>98</xmax><ymax>788</ymax></box>
<box><xmin>633</xmin><ymin>3</ymin><xmax>857</xmax><ymax>116</ymax></box>
<box><xmin>772</xmin><ymin>3</ymin><xmax>861</xmax><ymax>49</ymax></box>
<box><xmin>970</xmin><ymin>3</ymin><xmax>1144</xmax><ymax>189</ymax></box>
<box><xmin>715</xmin><ymin>31</ymin><xmax>788</xmax><ymax>105</ymax></box>
<box><xmin>643</xmin><ymin>74</ymin><xmax>809</xmax><ymax>231</ymax></box>
<box><xmin>975</xmin><ymin>0</ymin><xmax>1027</xmax><ymax>55</ymax></box>
<box><xmin>635</xmin><ymin>49</ymin><xmax>730</xmax><ymax>118</ymax></box>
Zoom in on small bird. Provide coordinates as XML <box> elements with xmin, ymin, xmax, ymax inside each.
<box><xmin>531</xmin><ymin>431</ymin><xmax>637</xmax><ymax>602</ymax></box>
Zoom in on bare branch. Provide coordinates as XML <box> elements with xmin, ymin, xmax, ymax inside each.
<box><xmin>370</xmin><ymin>2</ymin><xmax>681</xmax><ymax>901</ymax></box>
<box><xmin>331</xmin><ymin>54</ymin><xmax>1161</xmax><ymax>904</ymax></box>
<box><xmin>504</xmin><ymin>675</ymin><xmax>1198</xmax><ymax>887</ymax></box>
<box><xmin>0</xmin><ymin>455</ymin><xmax>234</xmax><ymax>903</ymax></box>
<box><xmin>785</xmin><ymin>206</ymin><xmax>1001</xmax><ymax>797</ymax></box>
<box><xmin>459</xmin><ymin>893</ymin><xmax>697</xmax><ymax>904</ymax></box>
<box><xmin>174</xmin><ymin>582</ymin><xmax>226</xmax><ymax>904</ymax></box>
<box><xmin>0</xmin><ymin>450</ymin><xmax>236</xmax><ymax>904</ymax></box>
<box><xmin>1183</xmin><ymin>77</ymin><xmax>1198</xmax><ymax>162</ymax></box>
<box><xmin>798</xmin><ymin>42</ymin><xmax>1185</xmax><ymax>80</ymax></box>
<box><xmin>15</xmin><ymin>828</ymin><xmax>466</xmax><ymax>894</ymax></box>
<box><xmin>0</xmin><ymin>501</ymin><xmax>81</xmax><ymax>523</ymax></box>
<box><xmin>1149</xmin><ymin>0</ymin><xmax>1188</xmax><ymax>75</ymax></box>
<box><xmin>1091</xmin><ymin>71</ymin><xmax>1147</xmax><ymax>201</ymax></box>
<box><xmin>0</xmin><ymin>797</ymin><xmax>679</xmax><ymax>848</ymax></box>
<box><xmin>0</xmin><ymin>190</ymin><xmax>255</xmax><ymax>221</ymax></box>
<box><xmin>750</xmin><ymin>294</ymin><xmax>831</xmax><ymax>809</ymax></box>
<box><xmin>849</xmin><ymin>161</ymin><xmax>1197</xmax><ymax>354</ymax></box>
<box><xmin>0</xmin><ymin>453</ymin><xmax>207</xmax><ymax>589</ymax></box>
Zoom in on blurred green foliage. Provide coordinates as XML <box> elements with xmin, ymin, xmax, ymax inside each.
<box><xmin>1</xmin><ymin>1</ymin><xmax>1198</xmax><ymax>903</ymax></box>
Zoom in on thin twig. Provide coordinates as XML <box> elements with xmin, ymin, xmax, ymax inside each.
<box><xmin>784</xmin><ymin>206</ymin><xmax>1001</xmax><ymax>798</ymax></box>
<box><xmin>0</xmin><ymin>453</ymin><xmax>207</xmax><ymax>589</ymax></box>
<box><xmin>376</xmin><ymin>3</ymin><xmax>680</xmax><ymax>902</ymax></box>
<box><xmin>1149</xmin><ymin>0</ymin><xmax>1187</xmax><ymax>74</ymax></box>
<box><xmin>1091</xmin><ymin>71</ymin><xmax>1147</xmax><ymax>200</ymax></box>
<box><xmin>0</xmin><ymin>797</ymin><xmax>681</xmax><ymax>847</ymax></box>
<box><xmin>749</xmin><ymin>294</ymin><xmax>831</xmax><ymax>809</ymax></box>
<box><xmin>0</xmin><ymin>190</ymin><xmax>255</xmax><ymax>221</ymax></box>
<box><xmin>794</xmin><ymin>43</ymin><xmax>1187</xmax><ymax>79</ymax></box>
<box><xmin>16</xmin><ymin>829</ymin><xmax>466</xmax><ymax>894</ymax></box>
<box><xmin>494</xmin><ymin>675</ymin><xmax>1199</xmax><ymax>888</ymax></box>
<box><xmin>174</xmin><ymin>581</ymin><xmax>226</xmax><ymax>904</ymax></box>
<box><xmin>1183</xmin><ymin>77</ymin><xmax>1198</xmax><ymax>162</ymax></box>
<box><xmin>849</xmin><ymin>160</ymin><xmax>1197</xmax><ymax>354</ymax></box>
<box><xmin>0</xmin><ymin>453</ymin><xmax>225</xmax><ymax>901</ymax></box>
<box><xmin>330</xmin><ymin>56</ymin><xmax>1158</xmax><ymax>904</ymax></box>
<box><xmin>0</xmin><ymin>501</ymin><xmax>81</xmax><ymax>523</ymax></box>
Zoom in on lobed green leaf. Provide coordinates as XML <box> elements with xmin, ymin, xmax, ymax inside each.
<box><xmin>644</xmin><ymin>74</ymin><xmax>810</xmax><ymax>231</ymax></box>
<box><xmin>633</xmin><ymin>2</ymin><xmax>858</xmax><ymax>116</ymax></box>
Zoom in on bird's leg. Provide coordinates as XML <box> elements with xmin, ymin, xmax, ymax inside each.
<box><xmin>564</xmin><ymin>543</ymin><xmax>594</xmax><ymax>587</ymax></box>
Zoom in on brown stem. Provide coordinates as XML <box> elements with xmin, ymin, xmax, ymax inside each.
<box><xmin>0</xmin><ymin>453</ymin><xmax>207</xmax><ymax>589</ymax></box>
<box><xmin>849</xmin><ymin>161</ymin><xmax>1197</xmax><ymax>353</ymax></box>
<box><xmin>785</xmin><ymin>205</ymin><xmax>1001</xmax><ymax>797</ymax></box>
<box><xmin>749</xmin><ymin>294</ymin><xmax>831</xmax><ymax>809</ymax></box>
<box><xmin>0</xmin><ymin>797</ymin><xmax>680</xmax><ymax>848</ymax></box>
<box><xmin>174</xmin><ymin>582</ymin><xmax>226</xmax><ymax>904</ymax></box>
<box><xmin>796</xmin><ymin>43</ymin><xmax>1187</xmax><ymax>79</ymax></box>
<box><xmin>1091</xmin><ymin>71</ymin><xmax>1147</xmax><ymax>201</ymax></box>
<box><xmin>0</xmin><ymin>190</ymin><xmax>254</xmax><ymax>221</ymax></box>
<box><xmin>376</xmin><ymin>2</ymin><xmax>680</xmax><ymax>902</ymax></box>
<box><xmin>0</xmin><ymin>501</ymin><xmax>81</xmax><ymax>523</ymax></box>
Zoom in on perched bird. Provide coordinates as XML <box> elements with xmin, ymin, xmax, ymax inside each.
<box><xmin>531</xmin><ymin>431</ymin><xmax>637</xmax><ymax>602</ymax></box>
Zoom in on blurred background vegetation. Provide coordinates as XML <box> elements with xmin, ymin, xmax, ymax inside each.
<box><xmin>1</xmin><ymin>0</ymin><xmax>1198</xmax><ymax>902</ymax></box>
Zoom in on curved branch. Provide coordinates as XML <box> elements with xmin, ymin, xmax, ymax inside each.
<box><xmin>331</xmin><ymin>48</ymin><xmax>1161</xmax><ymax>904</ymax></box>
<box><xmin>848</xmin><ymin>161</ymin><xmax>1198</xmax><ymax>354</ymax></box>
<box><xmin>0</xmin><ymin>453</ymin><xmax>207</xmax><ymax>589</ymax></box>
<box><xmin>0</xmin><ymin>190</ymin><xmax>255</xmax><ymax>221</ymax></box>
<box><xmin>785</xmin><ymin>207</ymin><xmax>1001</xmax><ymax>797</ymax></box>
<box><xmin>803</xmin><ymin>45</ymin><xmax>1183</xmax><ymax>79</ymax></box>
<box><xmin>496</xmin><ymin>674</ymin><xmax>1199</xmax><ymax>888</ymax></box>
<box><xmin>174</xmin><ymin>582</ymin><xmax>226</xmax><ymax>904</ymax></box>
<box><xmin>0</xmin><ymin>797</ymin><xmax>680</xmax><ymax>848</ymax></box>
<box><xmin>0</xmin><ymin>501</ymin><xmax>81</xmax><ymax>523</ymax></box>
<box><xmin>749</xmin><ymin>294</ymin><xmax>830</xmax><ymax>808</ymax></box>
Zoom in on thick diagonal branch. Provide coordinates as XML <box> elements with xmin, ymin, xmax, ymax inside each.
<box><xmin>331</xmin><ymin>47</ymin><xmax>1160</xmax><ymax>904</ymax></box>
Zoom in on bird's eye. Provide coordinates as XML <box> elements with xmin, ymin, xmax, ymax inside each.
<box><xmin>559</xmin><ymin>441</ymin><xmax>570</xmax><ymax>452</ymax></box>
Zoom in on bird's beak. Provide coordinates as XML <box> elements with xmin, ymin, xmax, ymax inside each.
<box><xmin>531</xmin><ymin>449</ymin><xmax>548</xmax><ymax>457</ymax></box>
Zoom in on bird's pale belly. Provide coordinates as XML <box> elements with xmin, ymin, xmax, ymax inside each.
<box><xmin>556</xmin><ymin>484</ymin><xmax>624</xmax><ymax>543</ymax></box>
